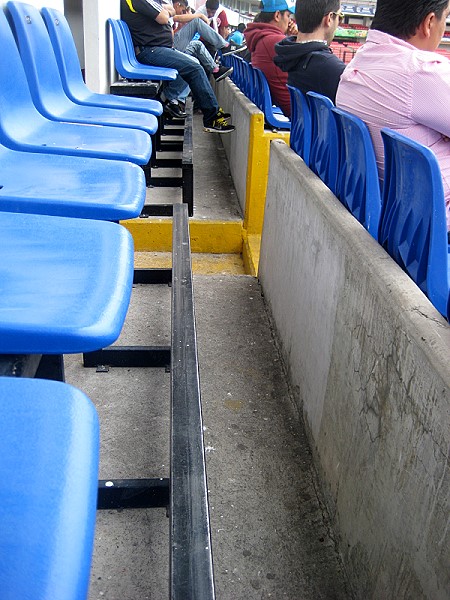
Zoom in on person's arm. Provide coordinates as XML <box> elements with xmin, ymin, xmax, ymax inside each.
<box><xmin>411</xmin><ymin>61</ymin><xmax>450</xmax><ymax>137</ymax></box>
<box><xmin>130</xmin><ymin>0</ymin><xmax>174</xmax><ymax>24</ymax></box>
<box><xmin>156</xmin><ymin>2</ymin><xmax>175</xmax><ymax>24</ymax></box>
<box><xmin>173</xmin><ymin>12</ymin><xmax>209</xmax><ymax>24</ymax></box>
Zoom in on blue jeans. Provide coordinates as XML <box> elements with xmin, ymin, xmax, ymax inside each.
<box><xmin>173</xmin><ymin>19</ymin><xmax>228</xmax><ymax>53</ymax></box>
<box><xmin>138</xmin><ymin>46</ymin><xmax>218</xmax><ymax>125</ymax></box>
<box><xmin>185</xmin><ymin>40</ymin><xmax>216</xmax><ymax>74</ymax></box>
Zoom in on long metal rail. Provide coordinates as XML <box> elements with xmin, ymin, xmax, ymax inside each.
<box><xmin>170</xmin><ymin>203</ymin><xmax>215</xmax><ymax>599</ymax></box>
<box><xmin>0</xmin><ymin>204</ymin><xmax>215</xmax><ymax>598</ymax></box>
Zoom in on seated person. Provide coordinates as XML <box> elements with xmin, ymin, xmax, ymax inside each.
<box><xmin>121</xmin><ymin>0</ymin><xmax>235</xmax><ymax>133</ymax></box>
<box><xmin>196</xmin><ymin>0</ymin><xmax>229</xmax><ymax>39</ymax></box>
<box><xmin>336</xmin><ymin>0</ymin><xmax>450</xmax><ymax>230</ymax></box>
<box><xmin>244</xmin><ymin>0</ymin><xmax>297</xmax><ymax>117</ymax></box>
<box><xmin>228</xmin><ymin>23</ymin><xmax>246</xmax><ymax>46</ymax></box>
<box><xmin>172</xmin><ymin>0</ymin><xmax>233</xmax><ymax>80</ymax></box>
<box><xmin>274</xmin><ymin>0</ymin><xmax>345</xmax><ymax>102</ymax></box>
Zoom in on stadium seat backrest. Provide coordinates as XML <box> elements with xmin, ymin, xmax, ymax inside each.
<box><xmin>108</xmin><ymin>18</ymin><xmax>176</xmax><ymax>81</ymax></box>
<box><xmin>307</xmin><ymin>91</ymin><xmax>339</xmax><ymax>193</ymax></box>
<box><xmin>40</xmin><ymin>6</ymin><xmax>87</xmax><ymax>101</ymax></box>
<box><xmin>240</xmin><ymin>58</ymin><xmax>253</xmax><ymax>100</ymax></box>
<box><xmin>380</xmin><ymin>128</ymin><xmax>450</xmax><ymax>317</ymax></box>
<box><xmin>6</xmin><ymin>1</ymin><xmax>79</xmax><ymax>116</ymax></box>
<box><xmin>332</xmin><ymin>107</ymin><xmax>381</xmax><ymax>239</ymax></box>
<box><xmin>234</xmin><ymin>55</ymin><xmax>246</xmax><ymax>92</ymax></box>
<box><xmin>252</xmin><ymin>67</ymin><xmax>290</xmax><ymax>130</ymax></box>
<box><xmin>287</xmin><ymin>85</ymin><xmax>311</xmax><ymax>167</ymax></box>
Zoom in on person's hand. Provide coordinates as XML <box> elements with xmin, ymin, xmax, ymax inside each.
<box><xmin>286</xmin><ymin>19</ymin><xmax>298</xmax><ymax>35</ymax></box>
<box><xmin>196</xmin><ymin>13</ymin><xmax>209</xmax><ymax>23</ymax></box>
<box><xmin>162</xmin><ymin>3</ymin><xmax>175</xmax><ymax>16</ymax></box>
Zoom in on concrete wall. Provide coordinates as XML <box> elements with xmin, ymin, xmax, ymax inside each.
<box><xmin>259</xmin><ymin>140</ymin><xmax>450</xmax><ymax>600</ymax></box>
<box><xmin>214</xmin><ymin>78</ymin><xmax>290</xmax><ymax>274</ymax></box>
<box><xmin>214</xmin><ymin>78</ymin><xmax>257</xmax><ymax>215</ymax></box>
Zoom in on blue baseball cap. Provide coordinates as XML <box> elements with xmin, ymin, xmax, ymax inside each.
<box><xmin>260</xmin><ymin>0</ymin><xmax>295</xmax><ymax>13</ymax></box>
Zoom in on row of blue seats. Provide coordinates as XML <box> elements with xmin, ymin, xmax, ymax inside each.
<box><xmin>222</xmin><ymin>51</ymin><xmax>449</xmax><ymax>321</ymax></box>
<box><xmin>222</xmin><ymin>53</ymin><xmax>290</xmax><ymax>130</ymax></box>
<box><xmin>288</xmin><ymin>88</ymin><xmax>450</xmax><ymax>322</ymax></box>
<box><xmin>0</xmin><ymin>1</ymin><xmax>168</xmax><ymax>598</ymax></box>
<box><xmin>108</xmin><ymin>17</ymin><xmax>178</xmax><ymax>83</ymax></box>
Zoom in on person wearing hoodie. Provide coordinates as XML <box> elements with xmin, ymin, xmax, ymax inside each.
<box><xmin>274</xmin><ymin>0</ymin><xmax>345</xmax><ymax>102</ymax></box>
<box><xmin>244</xmin><ymin>0</ymin><xmax>297</xmax><ymax>117</ymax></box>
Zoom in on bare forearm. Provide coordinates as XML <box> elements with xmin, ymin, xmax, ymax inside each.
<box><xmin>173</xmin><ymin>13</ymin><xmax>208</xmax><ymax>23</ymax></box>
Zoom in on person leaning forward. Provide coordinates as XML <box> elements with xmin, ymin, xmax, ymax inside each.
<box><xmin>121</xmin><ymin>0</ymin><xmax>235</xmax><ymax>133</ymax></box>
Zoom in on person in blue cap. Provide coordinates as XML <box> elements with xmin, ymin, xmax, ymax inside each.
<box><xmin>244</xmin><ymin>0</ymin><xmax>297</xmax><ymax>117</ymax></box>
<box><xmin>274</xmin><ymin>0</ymin><xmax>346</xmax><ymax>103</ymax></box>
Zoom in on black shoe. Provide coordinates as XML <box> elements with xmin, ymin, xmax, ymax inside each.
<box><xmin>217</xmin><ymin>107</ymin><xmax>231</xmax><ymax>119</ymax></box>
<box><xmin>204</xmin><ymin>115</ymin><xmax>235</xmax><ymax>134</ymax></box>
<box><xmin>213</xmin><ymin>66</ymin><xmax>233</xmax><ymax>82</ymax></box>
<box><xmin>221</xmin><ymin>44</ymin><xmax>247</xmax><ymax>56</ymax></box>
<box><xmin>163</xmin><ymin>100</ymin><xmax>187</xmax><ymax>120</ymax></box>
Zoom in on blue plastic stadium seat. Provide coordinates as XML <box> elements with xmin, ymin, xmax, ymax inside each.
<box><xmin>232</xmin><ymin>55</ymin><xmax>244</xmax><ymax>89</ymax></box>
<box><xmin>0</xmin><ymin>211</ymin><xmax>134</xmax><ymax>354</ymax></box>
<box><xmin>0</xmin><ymin>376</ymin><xmax>99</xmax><ymax>600</ymax></box>
<box><xmin>228</xmin><ymin>54</ymin><xmax>239</xmax><ymax>84</ymax></box>
<box><xmin>287</xmin><ymin>85</ymin><xmax>311</xmax><ymax>167</ymax></box>
<box><xmin>380</xmin><ymin>128</ymin><xmax>450</xmax><ymax>318</ymax></box>
<box><xmin>332</xmin><ymin>107</ymin><xmax>382</xmax><ymax>239</ymax></box>
<box><xmin>253</xmin><ymin>67</ymin><xmax>290</xmax><ymax>130</ymax></box>
<box><xmin>0</xmin><ymin>144</ymin><xmax>146</xmax><ymax>220</ymax></box>
<box><xmin>0</xmin><ymin>7</ymin><xmax>151</xmax><ymax>164</ymax></box>
<box><xmin>307</xmin><ymin>91</ymin><xmax>339</xmax><ymax>194</ymax></box>
<box><xmin>221</xmin><ymin>52</ymin><xmax>231</xmax><ymax>69</ymax></box>
<box><xmin>241</xmin><ymin>59</ymin><xmax>255</xmax><ymax>102</ymax></box>
<box><xmin>6</xmin><ymin>2</ymin><xmax>158</xmax><ymax>136</ymax></box>
<box><xmin>108</xmin><ymin>18</ymin><xmax>177</xmax><ymax>82</ymax></box>
<box><xmin>41</xmin><ymin>7</ymin><xmax>163</xmax><ymax>116</ymax></box>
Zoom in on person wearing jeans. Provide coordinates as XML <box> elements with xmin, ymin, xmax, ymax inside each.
<box><xmin>173</xmin><ymin>0</ymin><xmax>233</xmax><ymax>80</ymax></box>
<box><xmin>173</xmin><ymin>4</ymin><xmax>229</xmax><ymax>52</ymax></box>
<box><xmin>121</xmin><ymin>0</ymin><xmax>235</xmax><ymax>133</ymax></box>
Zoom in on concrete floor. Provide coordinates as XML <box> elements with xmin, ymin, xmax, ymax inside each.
<box><xmin>64</xmin><ymin>114</ymin><xmax>353</xmax><ymax>600</ymax></box>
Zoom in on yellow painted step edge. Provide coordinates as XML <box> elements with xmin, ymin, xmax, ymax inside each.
<box><xmin>122</xmin><ymin>218</ymin><xmax>244</xmax><ymax>254</ymax></box>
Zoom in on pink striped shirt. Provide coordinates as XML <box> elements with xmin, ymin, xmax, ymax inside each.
<box><xmin>336</xmin><ymin>29</ymin><xmax>450</xmax><ymax>229</ymax></box>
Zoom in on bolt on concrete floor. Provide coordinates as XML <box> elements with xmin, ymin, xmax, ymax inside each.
<box><xmin>65</xmin><ymin>276</ymin><xmax>352</xmax><ymax>600</ymax></box>
<box><xmin>64</xmin><ymin>111</ymin><xmax>352</xmax><ymax>599</ymax></box>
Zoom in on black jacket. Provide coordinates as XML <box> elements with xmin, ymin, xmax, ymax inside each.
<box><xmin>274</xmin><ymin>37</ymin><xmax>345</xmax><ymax>102</ymax></box>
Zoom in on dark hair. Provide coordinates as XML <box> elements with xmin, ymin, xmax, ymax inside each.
<box><xmin>295</xmin><ymin>0</ymin><xmax>340</xmax><ymax>33</ymax></box>
<box><xmin>206</xmin><ymin>0</ymin><xmax>219</xmax><ymax>10</ymax></box>
<box><xmin>237</xmin><ymin>22</ymin><xmax>246</xmax><ymax>32</ymax></box>
<box><xmin>254</xmin><ymin>10</ymin><xmax>289</xmax><ymax>23</ymax></box>
<box><xmin>371</xmin><ymin>0</ymin><xmax>449</xmax><ymax>39</ymax></box>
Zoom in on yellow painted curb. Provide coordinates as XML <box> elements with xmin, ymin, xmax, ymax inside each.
<box><xmin>122</xmin><ymin>218</ymin><xmax>244</xmax><ymax>253</ymax></box>
<box><xmin>245</xmin><ymin>115</ymin><xmax>290</xmax><ymax>235</ymax></box>
<box><xmin>134</xmin><ymin>251</ymin><xmax>246</xmax><ymax>275</ymax></box>
<box><xmin>242</xmin><ymin>232</ymin><xmax>261</xmax><ymax>277</ymax></box>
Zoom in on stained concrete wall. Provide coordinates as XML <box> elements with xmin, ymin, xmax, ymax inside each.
<box><xmin>214</xmin><ymin>78</ymin><xmax>258</xmax><ymax>215</ymax></box>
<box><xmin>259</xmin><ymin>140</ymin><xmax>450</xmax><ymax>600</ymax></box>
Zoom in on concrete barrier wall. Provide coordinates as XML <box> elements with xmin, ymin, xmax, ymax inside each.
<box><xmin>215</xmin><ymin>78</ymin><xmax>290</xmax><ymax>236</ymax></box>
<box><xmin>259</xmin><ymin>140</ymin><xmax>450</xmax><ymax>600</ymax></box>
<box><xmin>214</xmin><ymin>79</ymin><xmax>257</xmax><ymax>215</ymax></box>
<box><xmin>214</xmin><ymin>78</ymin><xmax>290</xmax><ymax>274</ymax></box>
